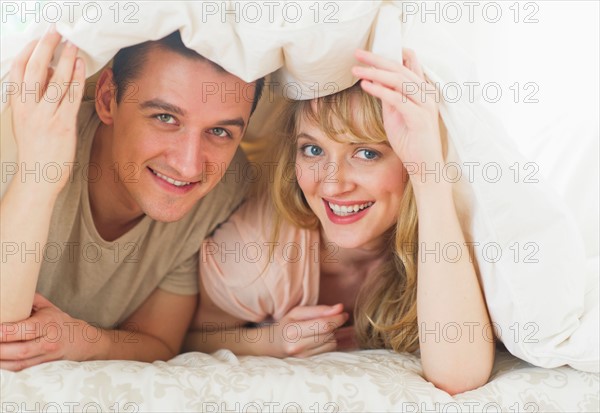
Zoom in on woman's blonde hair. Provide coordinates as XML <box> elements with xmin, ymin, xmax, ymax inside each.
<box><xmin>262</xmin><ymin>82</ymin><xmax>421</xmax><ymax>353</ymax></box>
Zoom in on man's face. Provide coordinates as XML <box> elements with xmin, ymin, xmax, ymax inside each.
<box><xmin>103</xmin><ymin>47</ymin><xmax>255</xmax><ymax>222</ymax></box>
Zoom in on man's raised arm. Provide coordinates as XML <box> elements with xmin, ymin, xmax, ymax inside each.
<box><xmin>1</xmin><ymin>27</ymin><xmax>85</xmax><ymax>323</ymax></box>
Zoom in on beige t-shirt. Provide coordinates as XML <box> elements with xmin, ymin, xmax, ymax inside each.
<box><xmin>200</xmin><ymin>194</ymin><xmax>320</xmax><ymax>323</ymax></box>
<box><xmin>36</xmin><ymin>102</ymin><xmax>249</xmax><ymax>329</ymax></box>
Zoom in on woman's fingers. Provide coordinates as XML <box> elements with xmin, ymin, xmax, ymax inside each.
<box><xmin>285</xmin><ymin>329</ymin><xmax>337</xmax><ymax>357</ymax></box>
<box><xmin>296</xmin><ymin>338</ymin><xmax>338</xmax><ymax>358</ymax></box>
<box><xmin>402</xmin><ymin>48</ymin><xmax>425</xmax><ymax>79</ymax></box>
<box><xmin>354</xmin><ymin>57</ymin><xmax>423</xmax><ymax>87</ymax></box>
<box><xmin>356</xmin><ymin>48</ymin><xmax>425</xmax><ymax>80</ymax></box>
<box><xmin>355</xmin><ymin>49</ymin><xmax>404</xmax><ymax>73</ymax></box>
<box><xmin>334</xmin><ymin>326</ymin><xmax>358</xmax><ymax>351</ymax></box>
<box><xmin>352</xmin><ymin>65</ymin><xmax>429</xmax><ymax>106</ymax></box>
<box><xmin>354</xmin><ymin>48</ymin><xmax>435</xmax><ymax>107</ymax></box>
<box><xmin>359</xmin><ymin>79</ymin><xmax>419</xmax><ymax>118</ymax></box>
<box><xmin>286</xmin><ymin>304</ymin><xmax>344</xmax><ymax>322</ymax></box>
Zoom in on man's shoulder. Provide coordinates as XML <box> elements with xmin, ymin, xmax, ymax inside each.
<box><xmin>76</xmin><ymin>100</ymin><xmax>98</xmax><ymax>134</ymax></box>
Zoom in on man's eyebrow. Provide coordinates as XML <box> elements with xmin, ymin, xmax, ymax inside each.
<box><xmin>139</xmin><ymin>100</ymin><xmax>245</xmax><ymax>130</ymax></box>
<box><xmin>217</xmin><ymin>118</ymin><xmax>246</xmax><ymax>131</ymax></box>
<box><xmin>140</xmin><ymin>99</ymin><xmax>186</xmax><ymax>117</ymax></box>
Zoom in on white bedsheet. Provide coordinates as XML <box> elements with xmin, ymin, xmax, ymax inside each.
<box><xmin>2</xmin><ymin>349</ymin><xmax>598</xmax><ymax>412</ymax></box>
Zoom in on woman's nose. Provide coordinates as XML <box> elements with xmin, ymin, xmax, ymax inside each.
<box><xmin>318</xmin><ymin>160</ymin><xmax>356</xmax><ymax>196</ymax></box>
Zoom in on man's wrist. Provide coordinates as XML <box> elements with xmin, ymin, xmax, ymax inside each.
<box><xmin>8</xmin><ymin>171</ymin><xmax>67</xmax><ymax>202</ymax></box>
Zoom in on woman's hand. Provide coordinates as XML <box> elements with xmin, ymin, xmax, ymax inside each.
<box><xmin>269</xmin><ymin>304</ymin><xmax>348</xmax><ymax>358</ymax></box>
<box><xmin>352</xmin><ymin>49</ymin><xmax>444</xmax><ymax>188</ymax></box>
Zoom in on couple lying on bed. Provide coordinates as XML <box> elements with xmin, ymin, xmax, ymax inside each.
<box><xmin>1</xmin><ymin>29</ymin><xmax>492</xmax><ymax>394</ymax></box>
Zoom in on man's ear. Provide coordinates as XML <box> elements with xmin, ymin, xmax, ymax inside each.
<box><xmin>95</xmin><ymin>68</ymin><xmax>117</xmax><ymax>125</ymax></box>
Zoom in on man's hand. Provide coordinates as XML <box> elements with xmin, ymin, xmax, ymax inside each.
<box><xmin>269</xmin><ymin>304</ymin><xmax>349</xmax><ymax>358</ymax></box>
<box><xmin>0</xmin><ymin>294</ymin><xmax>94</xmax><ymax>371</ymax></box>
<box><xmin>10</xmin><ymin>24</ymin><xmax>85</xmax><ymax>192</ymax></box>
<box><xmin>1</xmin><ymin>25</ymin><xmax>86</xmax><ymax>323</ymax></box>
<box><xmin>0</xmin><ymin>289</ymin><xmax>197</xmax><ymax>371</ymax></box>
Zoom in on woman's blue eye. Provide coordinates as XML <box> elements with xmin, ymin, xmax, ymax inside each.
<box><xmin>210</xmin><ymin>128</ymin><xmax>231</xmax><ymax>138</ymax></box>
<box><xmin>156</xmin><ymin>114</ymin><xmax>176</xmax><ymax>124</ymax></box>
<box><xmin>356</xmin><ymin>149</ymin><xmax>379</xmax><ymax>160</ymax></box>
<box><xmin>301</xmin><ymin>145</ymin><xmax>323</xmax><ymax>157</ymax></box>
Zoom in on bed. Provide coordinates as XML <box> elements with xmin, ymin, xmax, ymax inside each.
<box><xmin>1</xmin><ymin>1</ymin><xmax>599</xmax><ymax>411</ymax></box>
<box><xmin>3</xmin><ymin>348</ymin><xmax>598</xmax><ymax>412</ymax></box>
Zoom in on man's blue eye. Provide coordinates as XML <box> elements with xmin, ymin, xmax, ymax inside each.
<box><xmin>156</xmin><ymin>114</ymin><xmax>176</xmax><ymax>124</ymax></box>
<box><xmin>356</xmin><ymin>149</ymin><xmax>379</xmax><ymax>160</ymax></box>
<box><xmin>211</xmin><ymin>128</ymin><xmax>230</xmax><ymax>138</ymax></box>
<box><xmin>302</xmin><ymin>145</ymin><xmax>323</xmax><ymax>157</ymax></box>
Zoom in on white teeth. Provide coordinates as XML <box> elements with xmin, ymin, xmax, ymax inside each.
<box><xmin>327</xmin><ymin>201</ymin><xmax>373</xmax><ymax>216</ymax></box>
<box><xmin>152</xmin><ymin>169</ymin><xmax>192</xmax><ymax>187</ymax></box>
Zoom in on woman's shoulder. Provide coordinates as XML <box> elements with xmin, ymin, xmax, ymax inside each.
<box><xmin>219</xmin><ymin>192</ymin><xmax>313</xmax><ymax>247</ymax></box>
<box><xmin>200</xmin><ymin>192</ymin><xmax>321</xmax><ymax>321</ymax></box>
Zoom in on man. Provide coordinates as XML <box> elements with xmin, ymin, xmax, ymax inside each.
<box><xmin>0</xmin><ymin>27</ymin><xmax>264</xmax><ymax>370</ymax></box>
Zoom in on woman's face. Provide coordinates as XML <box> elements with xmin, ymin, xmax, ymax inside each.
<box><xmin>295</xmin><ymin>115</ymin><xmax>408</xmax><ymax>250</ymax></box>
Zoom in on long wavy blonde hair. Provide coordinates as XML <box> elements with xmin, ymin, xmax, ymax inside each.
<box><xmin>261</xmin><ymin>83</ymin><xmax>421</xmax><ymax>353</ymax></box>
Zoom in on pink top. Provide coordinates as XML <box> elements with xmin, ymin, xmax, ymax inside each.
<box><xmin>200</xmin><ymin>195</ymin><xmax>321</xmax><ymax>322</ymax></box>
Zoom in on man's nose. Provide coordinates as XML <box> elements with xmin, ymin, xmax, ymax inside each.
<box><xmin>170</xmin><ymin>134</ymin><xmax>205</xmax><ymax>180</ymax></box>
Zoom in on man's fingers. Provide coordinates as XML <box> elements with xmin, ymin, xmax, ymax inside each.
<box><xmin>9</xmin><ymin>39</ymin><xmax>37</xmax><ymax>85</ymax></box>
<box><xmin>0</xmin><ymin>339</ymin><xmax>48</xmax><ymax>361</ymax></box>
<box><xmin>0</xmin><ymin>352</ymin><xmax>57</xmax><ymax>371</ymax></box>
<box><xmin>8</xmin><ymin>39</ymin><xmax>37</xmax><ymax>108</ymax></box>
<box><xmin>23</xmin><ymin>25</ymin><xmax>62</xmax><ymax>96</ymax></box>
<box><xmin>32</xmin><ymin>293</ymin><xmax>55</xmax><ymax>310</ymax></box>
<box><xmin>45</xmin><ymin>41</ymin><xmax>79</xmax><ymax>110</ymax></box>
<box><xmin>56</xmin><ymin>58</ymin><xmax>85</xmax><ymax>120</ymax></box>
<box><xmin>0</xmin><ymin>301</ymin><xmax>53</xmax><ymax>343</ymax></box>
<box><xmin>0</xmin><ymin>319</ymin><xmax>43</xmax><ymax>343</ymax></box>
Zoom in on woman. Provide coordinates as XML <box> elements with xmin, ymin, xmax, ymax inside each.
<box><xmin>186</xmin><ymin>49</ymin><xmax>494</xmax><ymax>394</ymax></box>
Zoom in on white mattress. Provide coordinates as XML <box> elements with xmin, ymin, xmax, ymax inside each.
<box><xmin>2</xmin><ymin>349</ymin><xmax>598</xmax><ymax>412</ymax></box>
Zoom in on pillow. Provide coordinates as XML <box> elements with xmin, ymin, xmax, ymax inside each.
<box><xmin>1</xmin><ymin>0</ymin><xmax>596</xmax><ymax>372</ymax></box>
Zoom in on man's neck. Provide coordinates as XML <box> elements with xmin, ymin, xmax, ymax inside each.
<box><xmin>88</xmin><ymin>123</ymin><xmax>145</xmax><ymax>242</ymax></box>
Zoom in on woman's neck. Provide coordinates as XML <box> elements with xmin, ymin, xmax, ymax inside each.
<box><xmin>318</xmin><ymin>229</ymin><xmax>390</xmax><ymax>273</ymax></box>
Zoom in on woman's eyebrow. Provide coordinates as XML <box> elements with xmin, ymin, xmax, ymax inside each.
<box><xmin>296</xmin><ymin>132</ymin><xmax>317</xmax><ymax>141</ymax></box>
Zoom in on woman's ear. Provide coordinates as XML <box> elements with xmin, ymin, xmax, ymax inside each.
<box><xmin>95</xmin><ymin>68</ymin><xmax>116</xmax><ymax>125</ymax></box>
